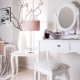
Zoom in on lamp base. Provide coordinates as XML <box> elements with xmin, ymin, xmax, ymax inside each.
<box><xmin>27</xmin><ymin>46</ymin><xmax>36</xmax><ymax>53</ymax></box>
<box><xmin>28</xmin><ymin>51</ymin><xmax>34</xmax><ymax>53</ymax></box>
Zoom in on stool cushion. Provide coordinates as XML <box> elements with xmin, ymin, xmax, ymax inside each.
<box><xmin>34</xmin><ymin>60</ymin><xmax>69</xmax><ymax>71</ymax></box>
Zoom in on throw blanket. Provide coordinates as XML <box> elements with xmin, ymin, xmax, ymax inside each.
<box><xmin>0</xmin><ymin>44</ymin><xmax>16</xmax><ymax>80</ymax></box>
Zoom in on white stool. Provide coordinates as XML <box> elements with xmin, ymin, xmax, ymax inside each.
<box><xmin>34</xmin><ymin>60</ymin><xmax>70</xmax><ymax>80</ymax></box>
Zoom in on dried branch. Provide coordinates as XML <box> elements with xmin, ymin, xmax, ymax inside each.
<box><xmin>29</xmin><ymin>7</ymin><xmax>42</xmax><ymax>20</ymax></box>
<box><xmin>8</xmin><ymin>0</ymin><xmax>43</xmax><ymax>31</ymax></box>
<box><xmin>33</xmin><ymin>8</ymin><xmax>41</xmax><ymax>20</ymax></box>
<box><xmin>12</xmin><ymin>21</ymin><xmax>22</xmax><ymax>30</ymax></box>
<box><xmin>19</xmin><ymin>10</ymin><xmax>32</xmax><ymax>26</ymax></box>
<box><xmin>29</xmin><ymin>0</ymin><xmax>43</xmax><ymax>20</ymax></box>
<box><xmin>11</xmin><ymin>12</ymin><xmax>19</xmax><ymax>25</ymax></box>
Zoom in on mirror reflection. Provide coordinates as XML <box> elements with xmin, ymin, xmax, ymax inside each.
<box><xmin>59</xmin><ymin>7</ymin><xmax>74</xmax><ymax>29</ymax></box>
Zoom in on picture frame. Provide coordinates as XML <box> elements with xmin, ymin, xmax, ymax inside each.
<box><xmin>0</xmin><ymin>7</ymin><xmax>11</xmax><ymax>24</ymax></box>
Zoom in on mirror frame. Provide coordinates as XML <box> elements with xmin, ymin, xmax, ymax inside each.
<box><xmin>55</xmin><ymin>1</ymin><xmax>79</xmax><ymax>31</ymax></box>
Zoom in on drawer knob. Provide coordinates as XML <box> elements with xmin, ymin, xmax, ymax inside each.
<box><xmin>58</xmin><ymin>45</ymin><xmax>61</xmax><ymax>47</ymax></box>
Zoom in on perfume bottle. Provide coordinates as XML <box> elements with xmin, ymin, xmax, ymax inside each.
<box><xmin>45</xmin><ymin>33</ymin><xmax>49</xmax><ymax>39</ymax></box>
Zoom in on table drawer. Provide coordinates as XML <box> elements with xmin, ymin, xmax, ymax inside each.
<box><xmin>71</xmin><ymin>42</ymin><xmax>80</xmax><ymax>51</ymax></box>
<box><xmin>40</xmin><ymin>42</ymin><xmax>69</xmax><ymax>51</ymax></box>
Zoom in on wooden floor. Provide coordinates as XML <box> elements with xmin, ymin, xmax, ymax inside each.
<box><xmin>9</xmin><ymin>67</ymin><xmax>68</xmax><ymax>80</ymax></box>
<box><xmin>10</xmin><ymin>67</ymin><xmax>47</xmax><ymax>80</ymax></box>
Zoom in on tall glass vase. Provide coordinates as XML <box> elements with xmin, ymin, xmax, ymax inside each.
<box><xmin>18</xmin><ymin>31</ymin><xmax>27</xmax><ymax>52</ymax></box>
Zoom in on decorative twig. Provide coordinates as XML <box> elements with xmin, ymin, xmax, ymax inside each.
<box><xmin>19</xmin><ymin>10</ymin><xmax>32</xmax><ymax>26</ymax></box>
<box><xmin>29</xmin><ymin>0</ymin><xmax>43</xmax><ymax>20</ymax></box>
<box><xmin>8</xmin><ymin>0</ymin><xmax>43</xmax><ymax>31</ymax></box>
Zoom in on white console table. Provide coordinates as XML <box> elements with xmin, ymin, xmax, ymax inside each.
<box><xmin>11</xmin><ymin>51</ymin><xmax>37</xmax><ymax>79</ymax></box>
<box><xmin>37</xmin><ymin>40</ymin><xmax>80</xmax><ymax>61</ymax></box>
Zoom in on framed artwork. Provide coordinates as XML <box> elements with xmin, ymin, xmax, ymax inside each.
<box><xmin>0</xmin><ymin>7</ymin><xmax>11</xmax><ymax>24</ymax></box>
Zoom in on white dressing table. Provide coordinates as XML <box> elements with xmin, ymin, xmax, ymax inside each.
<box><xmin>35</xmin><ymin>1</ymin><xmax>80</xmax><ymax>80</ymax></box>
<box><xmin>37</xmin><ymin>1</ymin><xmax>80</xmax><ymax>62</ymax></box>
<box><xmin>37</xmin><ymin>40</ymin><xmax>80</xmax><ymax>61</ymax></box>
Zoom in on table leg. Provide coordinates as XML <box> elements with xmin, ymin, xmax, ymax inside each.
<box><xmin>16</xmin><ymin>56</ymin><xmax>18</xmax><ymax>75</ymax></box>
<box><xmin>11</xmin><ymin>56</ymin><xmax>14</xmax><ymax>80</ymax></box>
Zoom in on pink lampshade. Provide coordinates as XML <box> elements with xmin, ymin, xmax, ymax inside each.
<box><xmin>22</xmin><ymin>20</ymin><xmax>40</xmax><ymax>31</ymax></box>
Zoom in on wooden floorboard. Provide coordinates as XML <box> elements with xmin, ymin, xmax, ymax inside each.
<box><xmin>9</xmin><ymin>67</ymin><xmax>68</xmax><ymax>80</ymax></box>
<box><xmin>10</xmin><ymin>67</ymin><xmax>47</xmax><ymax>80</ymax></box>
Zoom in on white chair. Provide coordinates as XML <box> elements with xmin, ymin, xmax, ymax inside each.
<box><xmin>34</xmin><ymin>53</ymin><xmax>70</xmax><ymax>80</ymax></box>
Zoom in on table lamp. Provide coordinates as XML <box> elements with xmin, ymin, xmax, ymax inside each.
<box><xmin>23</xmin><ymin>20</ymin><xmax>40</xmax><ymax>53</ymax></box>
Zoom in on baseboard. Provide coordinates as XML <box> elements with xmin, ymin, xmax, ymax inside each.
<box><xmin>19</xmin><ymin>64</ymin><xmax>34</xmax><ymax>70</ymax></box>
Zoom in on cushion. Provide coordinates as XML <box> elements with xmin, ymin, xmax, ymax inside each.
<box><xmin>0</xmin><ymin>41</ymin><xmax>5</xmax><ymax>54</ymax></box>
<box><xmin>34</xmin><ymin>60</ymin><xmax>70</xmax><ymax>71</ymax></box>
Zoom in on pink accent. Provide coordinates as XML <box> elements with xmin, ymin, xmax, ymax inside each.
<box><xmin>22</xmin><ymin>20</ymin><xmax>40</xmax><ymax>31</ymax></box>
<box><xmin>74</xmin><ymin>26</ymin><xmax>76</xmax><ymax>34</ymax></box>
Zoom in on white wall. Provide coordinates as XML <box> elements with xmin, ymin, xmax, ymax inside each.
<box><xmin>0</xmin><ymin>0</ymin><xmax>19</xmax><ymax>46</ymax></box>
<box><xmin>0</xmin><ymin>0</ymin><xmax>13</xmax><ymax>43</ymax></box>
<box><xmin>12</xmin><ymin>0</ymin><xmax>19</xmax><ymax>47</ymax></box>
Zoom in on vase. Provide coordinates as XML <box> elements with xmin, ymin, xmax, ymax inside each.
<box><xmin>18</xmin><ymin>31</ymin><xmax>27</xmax><ymax>52</ymax></box>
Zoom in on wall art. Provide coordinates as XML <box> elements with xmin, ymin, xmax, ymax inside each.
<box><xmin>0</xmin><ymin>7</ymin><xmax>11</xmax><ymax>24</ymax></box>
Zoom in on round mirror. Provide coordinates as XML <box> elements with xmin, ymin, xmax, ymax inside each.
<box><xmin>56</xmin><ymin>2</ymin><xmax>78</xmax><ymax>31</ymax></box>
<box><xmin>59</xmin><ymin>7</ymin><xmax>74</xmax><ymax>29</ymax></box>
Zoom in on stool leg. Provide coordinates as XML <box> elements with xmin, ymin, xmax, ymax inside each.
<box><xmin>65</xmin><ymin>69</ymin><xmax>70</xmax><ymax>80</ymax></box>
<box><xmin>38</xmin><ymin>72</ymin><xmax>41</xmax><ymax>80</ymax></box>
<box><xmin>34</xmin><ymin>68</ymin><xmax>38</xmax><ymax>80</ymax></box>
<box><xmin>48</xmin><ymin>72</ymin><xmax>55</xmax><ymax>80</ymax></box>
<box><xmin>47</xmin><ymin>75</ymin><xmax>49</xmax><ymax>80</ymax></box>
